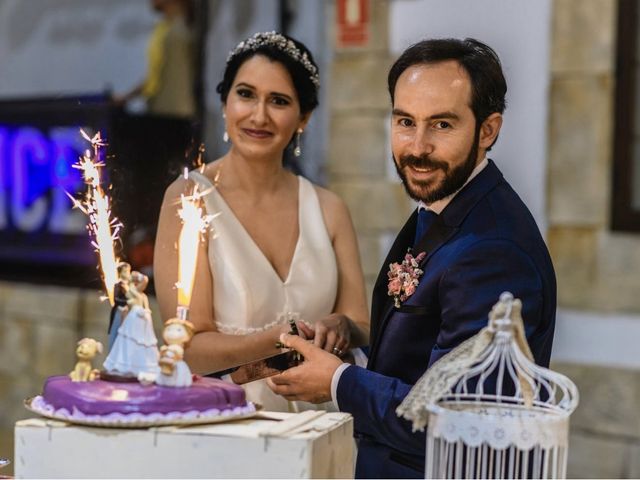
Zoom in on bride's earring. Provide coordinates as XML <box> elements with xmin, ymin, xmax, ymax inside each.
<box><xmin>294</xmin><ymin>129</ymin><xmax>303</xmax><ymax>157</ymax></box>
<box><xmin>222</xmin><ymin>113</ymin><xmax>229</xmax><ymax>143</ymax></box>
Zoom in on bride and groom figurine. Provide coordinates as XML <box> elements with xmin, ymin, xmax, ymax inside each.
<box><xmin>103</xmin><ymin>262</ymin><xmax>160</xmax><ymax>379</ymax></box>
<box><xmin>103</xmin><ymin>262</ymin><xmax>195</xmax><ymax>387</ymax></box>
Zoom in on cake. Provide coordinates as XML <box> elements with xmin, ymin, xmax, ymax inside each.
<box><xmin>28</xmin><ymin>375</ymin><xmax>255</xmax><ymax>427</ymax></box>
<box><xmin>25</xmin><ymin>132</ymin><xmax>255</xmax><ymax>428</ymax></box>
<box><xmin>25</xmin><ymin>290</ymin><xmax>256</xmax><ymax>428</ymax></box>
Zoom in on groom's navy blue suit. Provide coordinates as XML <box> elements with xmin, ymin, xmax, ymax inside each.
<box><xmin>336</xmin><ymin>160</ymin><xmax>556</xmax><ymax>478</ymax></box>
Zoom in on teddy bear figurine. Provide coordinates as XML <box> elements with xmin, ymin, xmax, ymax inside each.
<box><xmin>69</xmin><ymin>338</ymin><xmax>103</xmax><ymax>382</ymax></box>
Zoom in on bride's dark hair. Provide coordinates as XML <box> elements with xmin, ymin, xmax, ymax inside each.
<box><xmin>216</xmin><ymin>33</ymin><xmax>319</xmax><ymax>115</ymax></box>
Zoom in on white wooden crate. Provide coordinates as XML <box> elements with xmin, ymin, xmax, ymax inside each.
<box><xmin>14</xmin><ymin>411</ymin><xmax>354</xmax><ymax>478</ymax></box>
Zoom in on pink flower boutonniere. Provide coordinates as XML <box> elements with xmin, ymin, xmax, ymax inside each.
<box><xmin>387</xmin><ymin>249</ymin><xmax>427</xmax><ymax>308</ymax></box>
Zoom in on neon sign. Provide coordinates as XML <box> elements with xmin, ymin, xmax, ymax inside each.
<box><xmin>0</xmin><ymin>125</ymin><xmax>88</xmax><ymax>234</ymax></box>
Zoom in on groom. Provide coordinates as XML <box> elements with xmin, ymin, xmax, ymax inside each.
<box><xmin>268</xmin><ymin>38</ymin><xmax>556</xmax><ymax>478</ymax></box>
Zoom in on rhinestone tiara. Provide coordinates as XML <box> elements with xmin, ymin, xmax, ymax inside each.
<box><xmin>227</xmin><ymin>31</ymin><xmax>320</xmax><ymax>89</ymax></box>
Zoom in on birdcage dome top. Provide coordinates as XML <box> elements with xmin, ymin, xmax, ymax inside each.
<box><xmin>397</xmin><ymin>292</ymin><xmax>579</xmax><ymax>433</ymax></box>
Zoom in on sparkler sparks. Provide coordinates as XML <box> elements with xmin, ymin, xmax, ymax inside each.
<box><xmin>175</xmin><ymin>184</ymin><xmax>216</xmax><ymax>307</ymax></box>
<box><xmin>67</xmin><ymin>130</ymin><xmax>121</xmax><ymax>306</ymax></box>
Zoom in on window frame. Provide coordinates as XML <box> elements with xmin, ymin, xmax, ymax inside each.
<box><xmin>612</xmin><ymin>0</ymin><xmax>640</xmax><ymax>231</ymax></box>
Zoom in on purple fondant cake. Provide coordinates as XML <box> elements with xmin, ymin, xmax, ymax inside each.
<box><xmin>29</xmin><ymin>375</ymin><xmax>255</xmax><ymax>427</ymax></box>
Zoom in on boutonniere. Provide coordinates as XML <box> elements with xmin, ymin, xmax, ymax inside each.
<box><xmin>387</xmin><ymin>249</ymin><xmax>427</xmax><ymax>308</ymax></box>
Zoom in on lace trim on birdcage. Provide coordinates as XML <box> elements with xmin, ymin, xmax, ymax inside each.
<box><xmin>427</xmin><ymin>404</ymin><xmax>570</xmax><ymax>450</ymax></box>
<box><xmin>397</xmin><ymin>328</ymin><xmax>494</xmax><ymax>431</ymax></box>
<box><xmin>396</xmin><ymin>294</ymin><xmax>537</xmax><ymax>432</ymax></box>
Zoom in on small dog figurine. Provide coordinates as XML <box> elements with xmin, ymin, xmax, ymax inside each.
<box><xmin>69</xmin><ymin>338</ymin><xmax>103</xmax><ymax>382</ymax></box>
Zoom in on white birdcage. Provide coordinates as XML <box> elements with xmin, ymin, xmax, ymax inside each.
<box><xmin>397</xmin><ymin>292</ymin><xmax>579</xmax><ymax>479</ymax></box>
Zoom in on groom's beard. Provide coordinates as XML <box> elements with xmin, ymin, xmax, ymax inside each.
<box><xmin>394</xmin><ymin>128</ymin><xmax>480</xmax><ymax>204</ymax></box>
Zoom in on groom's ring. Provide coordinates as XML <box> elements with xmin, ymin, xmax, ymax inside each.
<box><xmin>333</xmin><ymin>347</ymin><xmax>342</xmax><ymax>355</ymax></box>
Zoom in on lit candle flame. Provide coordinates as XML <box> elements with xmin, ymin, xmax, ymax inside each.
<box><xmin>175</xmin><ymin>185</ymin><xmax>215</xmax><ymax>307</ymax></box>
<box><xmin>68</xmin><ymin>130</ymin><xmax>120</xmax><ymax>306</ymax></box>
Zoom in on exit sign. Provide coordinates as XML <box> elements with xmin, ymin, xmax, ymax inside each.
<box><xmin>336</xmin><ymin>0</ymin><xmax>370</xmax><ymax>48</ymax></box>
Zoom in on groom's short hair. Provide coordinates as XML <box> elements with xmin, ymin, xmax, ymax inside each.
<box><xmin>388</xmin><ymin>38</ymin><xmax>507</xmax><ymax>125</ymax></box>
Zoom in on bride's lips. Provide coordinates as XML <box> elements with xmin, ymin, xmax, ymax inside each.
<box><xmin>242</xmin><ymin>128</ymin><xmax>274</xmax><ymax>139</ymax></box>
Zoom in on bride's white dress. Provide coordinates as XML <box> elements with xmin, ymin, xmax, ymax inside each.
<box><xmin>190</xmin><ymin>171</ymin><xmax>338</xmax><ymax>411</ymax></box>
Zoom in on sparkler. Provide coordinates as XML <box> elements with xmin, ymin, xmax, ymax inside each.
<box><xmin>174</xmin><ymin>168</ymin><xmax>216</xmax><ymax>317</ymax></box>
<box><xmin>66</xmin><ymin>130</ymin><xmax>121</xmax><ymax>306</ymax></box>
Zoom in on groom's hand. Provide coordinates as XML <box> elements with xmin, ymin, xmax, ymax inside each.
<box><xmin>267</xmin><ymin>333</ymin><xmax>343</xmax><ymax>403</ymax></box>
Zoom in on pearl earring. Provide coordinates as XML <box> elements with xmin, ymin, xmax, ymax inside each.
<box><xmin>294</xmin><ymin>129</ymin><xmax>303</xmax><ymax>157</ymax></box>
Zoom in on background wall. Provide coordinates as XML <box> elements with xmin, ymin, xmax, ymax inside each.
<box><xmin>547</xmin><ymin>1</ymin><xmax>640</xmax><ymax>476</ymax></box>
<box><xmin>378</xmin><ymin>0</ymin><xmax>640</xmax><ymax>477</ymax></box>
<box><xmin>202</xmin><ymin>0</ymin><xmax>329</xmax><ymax>182</ymax></box>
<box><xmin>390</xmin><ymin>0</ymin><xmax>552</xmax><ymax>233</ymax></box>
<box><xmin>0</xmin><ymin>0</ymin><xmax>153</xmax><ymax>99</ymax></box>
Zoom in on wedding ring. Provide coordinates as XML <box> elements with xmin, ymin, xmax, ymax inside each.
<box><xmin>333</xmin><ymin>347</ymin><xmax>342</xmax><ymax>355</ymax></box>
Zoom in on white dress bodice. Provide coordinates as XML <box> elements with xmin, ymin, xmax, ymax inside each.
<box><xmin>189</xmin><ymin>171</ymin><xmax>338</xmax><ymax>411</ymax></box>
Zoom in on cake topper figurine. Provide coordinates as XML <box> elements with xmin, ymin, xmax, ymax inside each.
<box><xmin>157</xmin><ymin>318</ymin><xmax>195</xmax><ymax>387</ymax></box>
<box><xmin>108</xmin><ymin>262</ymin><xmax>132</xmax><ymax>351</ymax></box>
<box><xmin>69</xmin><ymin>338</ymin><xmax>103</xmax><ymax>382</ymax></box>
<box><xmin>103</xmin><ymin>270</ymin><xmax>160</xmax><ymax>380</ymax></box>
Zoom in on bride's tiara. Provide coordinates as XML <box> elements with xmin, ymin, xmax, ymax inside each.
<box><xmin>227</xmin><ymin>31</ymin><xmax>320</xmax><ymax>89</ymax></box>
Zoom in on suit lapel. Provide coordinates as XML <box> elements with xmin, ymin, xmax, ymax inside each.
<box><xmin>367</xmin><ymin>160</ymin><xmax>505</xmax><ymax>369</ymax></box>
<box><xmin>368</xmin><ymin>217</ymin><xmax>458</xmax><ymax>369</ymax></box>
<box><xmin>369</xmin><ymin>210</ymin><xmax>417</xmax><ymax>346</ymax></box>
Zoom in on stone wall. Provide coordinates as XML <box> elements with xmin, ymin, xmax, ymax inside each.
<box><xmin>554</xmin><ymin>361</ymin><xmax>640</xmax><ymax>478</ymax></box>
<box><xmin>548</xmin><ymin>0</ymin><xmax>640</xmax><ymax>312</ymax></box>
<box><xmin>0</xmin><ymin>280</ymin><xmax>162</xmax><ymax>475</ymax></box>
<box><xmin>548</xmin><ymin>0</ymin><xmax>640</xmax><ymax>477</ymax></box>
<box><xmin>326</xmin><ymin>0</ymin><xmax>414</xmax><ymax>299</ymax></box>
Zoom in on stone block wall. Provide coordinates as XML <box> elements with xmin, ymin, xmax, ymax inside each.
<box><xmin>326</xmin><ymin>0</ymin><xmax>414</xmax><ymax>298</ymax></box>
<box><xmin>554</xmin><ymin>362</ymin><xmax>640</xmax><ymax>478</ymax></box>
<box><xmin>548</xmin><ymin>0</ymin><xmax>640</xmax><ymax>312</ymax></box>
<box><xmin>548</xmin><ymin>0</ymin><xmax>640</xmax><ymax>477</ymax></box>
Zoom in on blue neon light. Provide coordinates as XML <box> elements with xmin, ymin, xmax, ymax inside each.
<box><xmin>0</xmin><ymin>125</ymin><xmax>88</xmax><ymax>234</ymax></box>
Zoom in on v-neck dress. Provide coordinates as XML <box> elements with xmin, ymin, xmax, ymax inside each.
<box><xmin>189</xmin><ymin>171</ymin><xmax>338</xmax><ymax>411</ymax></box>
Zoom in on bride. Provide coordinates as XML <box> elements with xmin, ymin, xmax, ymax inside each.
<box><xmin>154</xmin><ymin>32</ymin><xmax>369</xmax><ymax>411</ymax></box>
<box><xmin>103</xmin><ymin>270</ymin><xmax>160</xmax><ymax>378</ymax></box>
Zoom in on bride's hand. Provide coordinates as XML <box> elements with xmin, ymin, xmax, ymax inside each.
<box><xmin>297</xmin><ymin>314</ymin><xmax>350</xmax><ymax>357</ymax></box>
